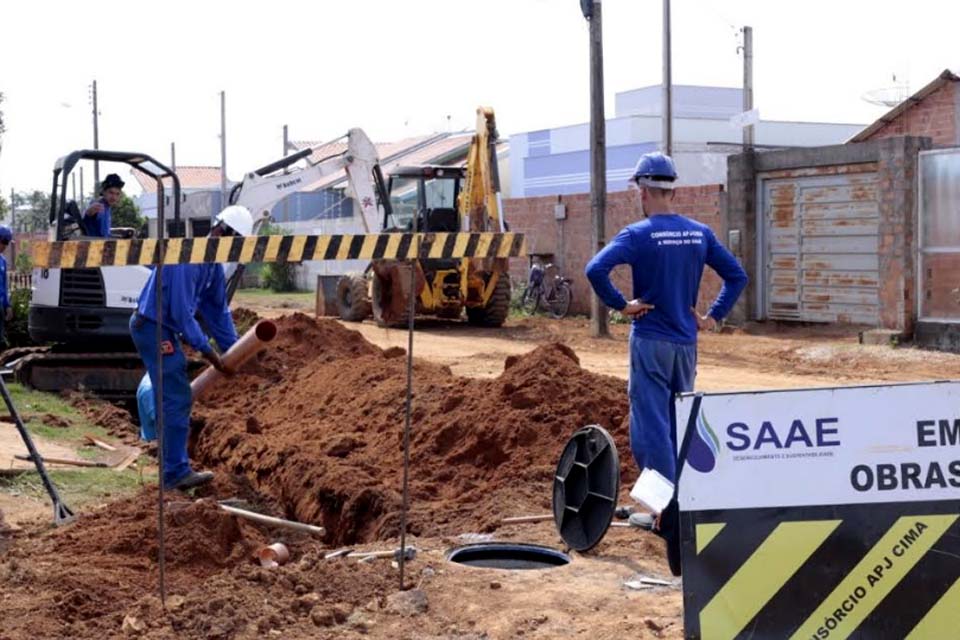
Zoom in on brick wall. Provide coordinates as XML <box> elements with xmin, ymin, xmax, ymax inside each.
<box><xmin>876</xmin><ymin>136</ymin><xmax>931</xmax><ymax>334</ymax></box>
<box><xmin>504</xmin><ymin>185</ymin><xmax>726</xmax><ymax>315</ymax></box>
<box><xmin>863</xmin><ymin>81</ymin><xmax>959</xmax><ymax>147</ymax></box>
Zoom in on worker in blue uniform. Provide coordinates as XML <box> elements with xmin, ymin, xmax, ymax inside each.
<box><xmin>130</xmin><ymin>205</ymin><xmax>254</xmax><ymax>491</ymax></box>
<box><xmin>586</xmin><ymin>152</ymin><xmax>747</xmax><ymax>518</ymax></box>
<box><xmin>82</xmin><ymin>173</ymin><xmax>125</xmax><ymax>237</ymax></box>
<box><xmin>0</xmin><ymin>226</ymin><xmax>13</xmax><ymax>346</ymax></box>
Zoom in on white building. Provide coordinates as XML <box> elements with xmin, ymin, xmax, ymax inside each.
<box><xmin>509</xmin><ymin>85</ymin><xmax>865</xmax><ymax>196</ymax></box>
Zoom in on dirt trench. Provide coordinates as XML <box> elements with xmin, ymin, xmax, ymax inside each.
<box><xmin>192</xmin><ymin>313</ymin><xmax>631</xmax><ymax>546</ymax></box>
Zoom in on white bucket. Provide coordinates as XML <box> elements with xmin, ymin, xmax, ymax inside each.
<box><xmin>629</xmin><ymin>468</ymin><xmax>675</xmax><ymax>515</ymax></box>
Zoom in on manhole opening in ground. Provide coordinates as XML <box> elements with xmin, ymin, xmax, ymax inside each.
<box><xmin>447</xmin><ymin>543</ymin><xmax>571</xmax><ymax>570</ymax></box>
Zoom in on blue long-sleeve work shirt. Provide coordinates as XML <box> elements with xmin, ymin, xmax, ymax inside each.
<box><xmin>585</xmin><ymin>214</ymin><xmax>748</xmax><ymax>345</ymax></box>
<box><xmin>136</xmin><ymin>263</ymin><xmax>238</xmax><ymax>354</ymax></box>
<box><xmin>81</xmin><ymin>199</ymin><xmax>112</xmax><ymax>237</ymax></box>
<box><xmin>0</xmin><ymin>255</ymin><xmax>9</xmax><ymax>309</ymax></box>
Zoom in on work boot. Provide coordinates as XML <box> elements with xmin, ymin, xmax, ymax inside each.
<box><xmin>628</xmin><ymin>512</ymin><xmax>655</xmax><ymax>530</ymax></box>
<box><xmin>168</xmin><ymin>470</ymin><xmax>215</xmax><ymax>491</ymax></box>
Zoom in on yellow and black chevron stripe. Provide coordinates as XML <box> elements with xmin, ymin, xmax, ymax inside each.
<box><xmin>682</xmin><ymin>502</ymin><xmax>960</xmax><ymax>639</ymax></box>
<box><xmin>30</xmin><ymin>232</ymin><xmax>527</xmax><ymax>269</ymax></box>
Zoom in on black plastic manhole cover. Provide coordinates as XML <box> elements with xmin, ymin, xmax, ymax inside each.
<box><xmin>447</xmin><ymin>543</ymin><xmax>571</xmax><ymax>570</ymax></box>
<box><xmin>552</xmin><ymin>424</ymin><xmax>620</xmax><ymax>551</ymax></box>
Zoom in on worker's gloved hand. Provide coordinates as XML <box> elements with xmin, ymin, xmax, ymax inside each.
<box><xmin>4</xmin><ymin>307</ymin><xmax>12</xmax><ymax>321</ymax></box>
<box><xmin>203</xmin><ymin>350</ymin><xmax>236</xmax><ymax>376</ymax></box>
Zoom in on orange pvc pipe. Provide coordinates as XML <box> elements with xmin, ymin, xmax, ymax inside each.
<box><xmin>190</xmin><ymin>320</ymin><xmax>278</xmax><ymax>400</ymax></box>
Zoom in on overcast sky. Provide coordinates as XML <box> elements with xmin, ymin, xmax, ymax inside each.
<box><xmin>0</xmin><ymin>0</ymin><xmax>956</xmax><ymax>196</ymax></box>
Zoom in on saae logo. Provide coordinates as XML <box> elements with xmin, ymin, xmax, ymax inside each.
<box><xmin>688</xmin><ymin>411</ymin><xmax>841</xmax><ymax>474</ymax></box>
<box><xmin>688</xmin><ymin>409</ymin><xmax>721</xmax><ymax>473</ymax></box>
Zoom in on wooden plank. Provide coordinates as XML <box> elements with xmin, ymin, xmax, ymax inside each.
<box><xmin>83</xmin><ymin>434</ymin><xmax>117</xmax><ymax>452</ymax></box>
<box><xmin>114</xmin><ymin>448</ymin><xmax>142</xmax><ymax>472</ymax></box>
<box><xmin>15</xmin><ymin>454</ymin><xmax>107</xmax><ymax>468</ymax></box>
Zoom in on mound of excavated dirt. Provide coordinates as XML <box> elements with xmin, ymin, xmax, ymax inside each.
<box><xmin>194</xmin><ymin>313</ymin><xmax>630</xmax><ymax>545</ymax></box>
<box><xmin>232</xmin><ymin>306</ymin><xmax>261</xmax><ymax>337</ymax></box>
<box><xmin>0</xmin><ymin>486</ymin><xmax>395</xmax><ymax>639</ymax></box>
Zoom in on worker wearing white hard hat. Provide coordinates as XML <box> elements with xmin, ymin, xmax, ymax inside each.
<box><xmin>129</xmin><ymin>205</ymin><xmax>254</xmax><ymax>491</ymax></box>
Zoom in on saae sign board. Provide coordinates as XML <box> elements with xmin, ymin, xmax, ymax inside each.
<box><xmin>674</xmin><ymin>381</ymin><xmax>960</xmax><ymax>640</ymax></box>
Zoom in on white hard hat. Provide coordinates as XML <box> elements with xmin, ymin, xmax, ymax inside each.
<box><xmin>214</xmin><ymin>205</ymin><xmax>254</xmax><ymax>236</ymax></box>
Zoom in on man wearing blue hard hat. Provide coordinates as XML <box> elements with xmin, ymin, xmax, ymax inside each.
<box><xmin>0</xmin><ymin>226</ymin><xmax>13</xmax><ymax>346</ymax></box>
<box><xmin>585</xmin><ymin>152</ymin><xmax>747</xmax><ymax>534</ymax></box>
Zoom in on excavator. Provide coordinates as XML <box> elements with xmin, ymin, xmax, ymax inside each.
<box><xmin>336</xmin><ymin>106</ymin><xmax>511</xmax><ymax>327</ymax></box>
<box><xmin>7</xmin><ymin>129</ymin><xmax>387</xmax><ymax>398</ymax></box>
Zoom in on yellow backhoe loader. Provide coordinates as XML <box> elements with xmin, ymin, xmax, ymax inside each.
<box><xmin>337</xmin><ymin>107</ymin><xmax>511</xmax><ymax>327</ymax></box>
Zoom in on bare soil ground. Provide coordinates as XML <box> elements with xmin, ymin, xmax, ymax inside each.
<box><xmin>336</xmin><ymin>315</ymin><xmax>958</xmax><ymax>390</ymax></box>
<box><xmin>1</xmin><ymin>306</ymin><xmax>958</xmax><ymax>639</ymax></box>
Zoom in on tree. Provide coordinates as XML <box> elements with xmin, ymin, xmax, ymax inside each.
<box><xmin>12</xmin><ymin>190</ymin><xmax>51</xmax><ymax>233</ymax></box>
<box><xmin>259</xmin><ymin>222</ymin><xmax>298</xmax><ymax>292</ymax></box>
<box><xmin>111</xmin><ymin>194</ymin><xmax>145</xmax><ymax>230</ymax></box>
<box><xmin>0</xmin><ymin>193</ymin><xmax>8</xmax><ymax>223</ymax></box>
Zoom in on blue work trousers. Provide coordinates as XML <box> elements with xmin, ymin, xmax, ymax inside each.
<box><xmin>129</xmin><ymin>314</ymin><xmax>193</xmax><ymax>487</ymax></box>
<box><xmin>628</xmin><ymin>331</ymin><xmax>697</xmax><ymax>483</ymax></box>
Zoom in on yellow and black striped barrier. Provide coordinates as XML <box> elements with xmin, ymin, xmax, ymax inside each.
<box><xmin>675</xmin><ymin>382</ymin><xmax>960</xmax><ymax>639</ymax></box>
<box><xmin>684</xmin><ymin>507</ymin><xmax>959</xmax><ymax>639</ymax></box>
<box><xmin>30</xmin><ymin>231</ymin><xmax>527</xmax><ymax>269</ymax></box>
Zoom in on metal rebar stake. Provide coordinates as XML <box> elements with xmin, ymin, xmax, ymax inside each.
<box><xmin>154</xmin><ymin>204</ymin><xmax>167</xmax><ymax>607</ymax></box>
<box><xmin>398</xmin><ymin>229</ymin><xmax>419</xmax><ymax>590</ymax></box>
<box><xmin>0</xmin><ymin>376</ymin><xmax>74</xmax><ymax>524</ymax></box>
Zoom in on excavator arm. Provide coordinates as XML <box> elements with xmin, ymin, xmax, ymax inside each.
<box><xmin>231</xmin><ymin>128</ymin><xmax>386</xmax><ymax>233</ymax></box>
<box><xmin>458</xmin><ymin>107</ymin><xmax>504</xmax><ymax>232</ymax></box>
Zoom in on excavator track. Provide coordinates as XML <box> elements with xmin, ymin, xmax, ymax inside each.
<box><xmin>0</xmin><ymin>346</ymin><xmax>52</xmax><ymax>368</ymax></box>
<box><xmin>12</xmin><ymin>351</ymin><xmax>145</xmax><ymax>401</ymax></box>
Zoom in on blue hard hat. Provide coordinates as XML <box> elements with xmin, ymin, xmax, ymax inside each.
<box><xmin>631</xmin><ymin>152</ymin><xmax>678</xmax><ymax>189</ymax></box>
<box><xmin>0</xmin><ymin>226</ymin><xmax>12</xmax><ymax>243</ymax></box>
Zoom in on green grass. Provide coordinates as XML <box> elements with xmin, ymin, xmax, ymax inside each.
<box><xmin>233</xmin><ymin>289</ymin><xmax>314</xmax><ymax>309</ymax></box>
<box><xmin>0</xmin><ymin>385</ymin><xmax>152</xmax><ymax>512</ymax></box>
<box><xmin>5</xmin><ymin>383</ymin><xmax>111</xmax><ymax>445</ymax></box>
<box><xmin>0</xmin><ymin>467</ymin><xmax>152</xmax><ymax>507</ymax></box>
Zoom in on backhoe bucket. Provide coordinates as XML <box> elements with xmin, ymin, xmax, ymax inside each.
<box><xmin>371</xmin><ymin>262</ymin><xmax>425</xmax><ymax>326</ymax></box>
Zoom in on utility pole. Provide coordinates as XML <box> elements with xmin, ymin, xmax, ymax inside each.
<box><xmin>220</xmin><ymin>91</ymin><xmax>227</xmax><ymax>208</ymax></box>
<box><xmin>282</xmin><ymin>124</ymin><xmax>289</xmax><ymax>223</ymax></box>
<box><xmin>91</xmin><ymin>80</ymin><xmax>100</xmax><ymax>189</ymax></box>
<box><xmin>170</xmin><ymin>142</ymin><xmax>176</xmax><ymax>172</ymax></box>
<box><xmin>583</xmin><ymin>0</ymin><xmax>608</xmax><ymax>338</ymax></box>
<box><xmin>79</xmin><ymin>167</ymin><xmax>84</xmax><ymax>207</ymax></box>
<box><xmin>742</xmin><ymin>26</ymin><xmax>754</xmax><ymax>150</ymax></box>
<box><xmin>662</xmin><ymin>0</ymin><xmax>673</xmax><ymax>156</ymax></box>
<box><xmin>72</xmin><ymin>173</ymin><xmax>77</xmax><ymax>202</ymax></box>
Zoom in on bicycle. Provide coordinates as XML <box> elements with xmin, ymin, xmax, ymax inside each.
<box><xmin>521</xmin><ymin>260</ymin><xmax>573</xmax><ymax>319</ymax></box>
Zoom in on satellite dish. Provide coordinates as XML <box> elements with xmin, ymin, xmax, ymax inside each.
<box><xmin>862</xmin><ymin>74</ymin><xmax>910</xmax><ymax>108</ymax></box>
<box><xmin>861</xmin><ymin>87</ymin><xmax>909</xmax><ymax>107</ymax></box>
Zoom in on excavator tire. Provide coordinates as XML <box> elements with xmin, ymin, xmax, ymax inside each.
<box><xmin>336</xmin><ymin>274</ymin><xmax>371</xmax><ymax>322</ymax></box>
<box><xmin>466</xmin><ymin>275</ymin><xmax>511</xmax><ymax>328</ymax></box>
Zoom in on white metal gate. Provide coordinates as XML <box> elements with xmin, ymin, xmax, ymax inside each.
<box><xmin>918</xmin><ymin>149</ymin><xmax>960</xmax><ymax>322</ymax></box>
<box><xmin>762</xmin><ymin>172</ymin><xmax>881</xmax><ymax>323</ymax></box>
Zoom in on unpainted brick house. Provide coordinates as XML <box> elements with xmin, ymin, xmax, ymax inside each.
<box><xmin>726</xmin><ymin>69</ymin><xmax>960</xmax><ymax>349</ymax></box>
